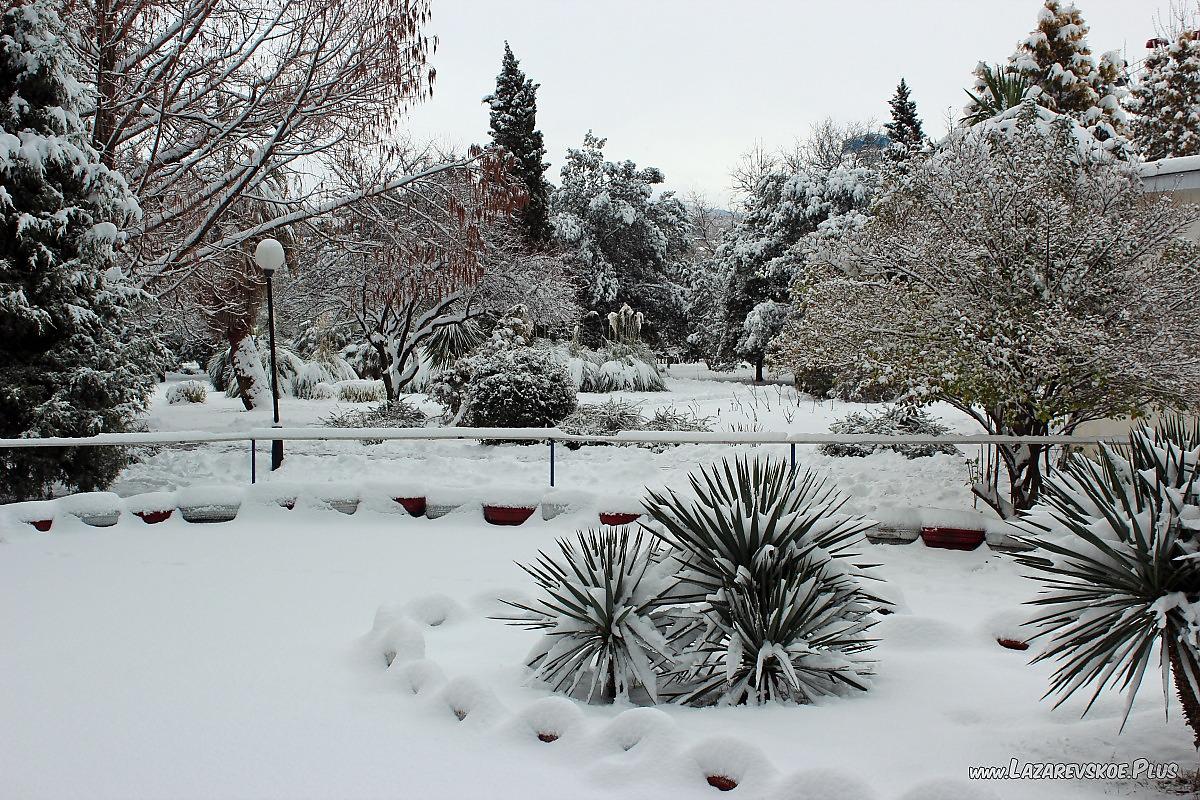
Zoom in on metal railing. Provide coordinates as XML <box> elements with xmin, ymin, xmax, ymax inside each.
<box><xmin>0</xmin><ymin>428</ymin><xmax>1121</xmax><ymax>488</ymax></box>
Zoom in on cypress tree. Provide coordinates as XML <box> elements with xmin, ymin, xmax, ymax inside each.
<box><xmin>484</xmin><ymin>43</ymin><xmax>551</xmax><ymax>246</ymax></box>
<box><xmin>884</xmin><ymin>78</ymin><xmax>926</xmax><ymax>158</ymax></box>
<box><xmin>0</xmin><ymin>0</ymin><xmax>153</xmax><ymax>499</ymax></box>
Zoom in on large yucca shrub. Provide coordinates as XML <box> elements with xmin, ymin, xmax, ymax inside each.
<box><xmin>643</xmin><ymin>456</ymin><xmax>882</xmax><ymax>706</ymax></box>
<box><xmin>1014</xmin><ymin>417</ymin><xmax>1200</xmax><ymax>744</ymax></box>
<box><xmin>497</xmin><ymin>527</ymin><xmax>674</xmax><ymax>703</ymax></box>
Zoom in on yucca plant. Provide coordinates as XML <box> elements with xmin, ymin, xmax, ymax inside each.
<box><xmin>963</xmin><ymin>64</ymin><xmax>1032</xmax><ymax>126</ymax></box>
<box><xmin>643</xmin><ymin>455</ymin><xmax>883</xmax><ymax>706</ymax></box>
<box><xmin>496</xmin><ymin>527</ymin><xmax>675</xmax><ymax>704</ymax></box>
<box><xmin>1014</xmin><ymin>417</ymin><xmax>1200</xmax><ymax>745</ymax></box>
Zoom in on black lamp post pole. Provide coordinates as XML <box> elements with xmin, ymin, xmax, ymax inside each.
<box><xmin>266</xmin><ymin>272</ymin><xmax>284</xmax><ymax>470</ymax></box>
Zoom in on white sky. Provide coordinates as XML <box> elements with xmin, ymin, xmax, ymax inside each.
<box><xmin>405</xmin><ymin>0</ymin><xmax>1164</xmax><ymax>206</ymax></box>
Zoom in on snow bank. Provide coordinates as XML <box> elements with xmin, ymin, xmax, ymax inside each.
<box><xmin>771</xmin><ymin>768</ymin><xmax>879</xmax><ymax>800</ymax></box>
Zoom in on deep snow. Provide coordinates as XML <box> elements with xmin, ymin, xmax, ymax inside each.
<box><xmin>0</xmin><ymin>502</ymin><xmax>1191</xmax><ymax>799</ymax></box>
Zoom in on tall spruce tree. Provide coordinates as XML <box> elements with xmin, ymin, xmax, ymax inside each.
<box><xmin>1131</xmin><ymin>30</ymin><xmax>1200</xmax><ymax>160</ymax></box>
<box><xmin>0</xmin><ymin>0</ymin><xmax>153</xmax><ymax>500</ymax></box>
<box><xmin>964</xmin><ymin>1</ymin><xmax>1129</xmax><ymax>152</ymax></box>
<box><xmin>884</xmin><ymin>78</ymin><xmax>926</xmax><ymax>158</ymax></box>
<box><xmin>484</xmin><ymin>43</ymin><xmax>551</xmax><ymax>246</ymax></box>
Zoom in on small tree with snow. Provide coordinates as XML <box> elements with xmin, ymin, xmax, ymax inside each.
<box><xmin>551</xmin><ymin>132</ymin><xmax>691</xmax><ymax>349</ymax></box>
<box><xmin>884</xmin><ymin>78</ymin><xmax>926</xmax><ymax>161</ymax></box>
<box><xmin>0</xmin><ymin>0</ymin><xmax>153</xmax><ymax>499</ymax></box>
<box><xmin>1130</xmin><ymin>25</ymin><xmax>1200</xmax><ymax>161</ymax></box>
<box><xmin>771</xmin><ymin>102</ymin><xmax>1200</xmax><ymax>518</ymax></box>
<box><xmin>964</xmin><ymin>0</ymin><xmax>1129</xmax><ymax>153</ymax></box>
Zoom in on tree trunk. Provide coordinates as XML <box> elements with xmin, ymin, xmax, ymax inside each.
<box><xmin>1169</xmin><ymin>638</ymin><xmax>1200</xmax><ymax>749</ymax></box>
<box><xmin>228</xmin><ymin>328</ymin><xmax>270</xmax><ymax>411</ymax></box>
<box><xmin>754</xmin><ymin>356</ymin><xmax>764</xmax><ymax>384</ymax></box>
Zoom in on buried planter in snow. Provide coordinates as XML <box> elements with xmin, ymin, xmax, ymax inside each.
<box><xmin>920</xmin><ymin>526</ymin><xmax>985</xmax><ymax>551</ymax></box>
<box><xmin>599</xmin><ymin>511</ymin><xmax>641</xmax><ymax>526</ymax></box>
<box><xmin>125</xmin><ymin>491</ymin><xmax>177</xmax><ymax>525</ymax></box>
<box><xmin>997</xmin><ymin>637</ymin><xmax>1030</xmax><ymax>651</ymax></box>
<box><xmin>483</xmin><ymin>505</ymin><xmax>536</xmax><ymax>526</ymax></box>
<box><xmin>58</xmin><ymin>492</ymin><xmax>123</xmax><ymax>527</ymax></box>
<box><xmin>394</xmin><ymin>497</ymin><xmax>426</xmax><ymax>517</ymax></box>
<box><xmin>8</xmin><ymin>501</ymin><xmax>58</xmax><ymax>532</ymax></box>
<box><xmin>176</xmin><ymin>485</ymin><xmax>243</xmax><ymax>523</ymax></box>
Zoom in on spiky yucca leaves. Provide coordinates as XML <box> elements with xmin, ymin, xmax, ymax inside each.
<box><xmin>963</xmin><ymin>65</ymin><xmax>1032</xmax><ymax>126</ymax></box>
<box><xmin>497</xmin><ymin>527</ymin><xmax>674</xmax><ymax>703</ymax></box>
<box><xmin>643</xmin><ymin>455</ymin><xmax>882</xmax><ymax>706</ymax></box>
<box><xmin>1014</xmin><ymin>417</ymin><xmax>1200</xmax><ymax>744</ymax></box>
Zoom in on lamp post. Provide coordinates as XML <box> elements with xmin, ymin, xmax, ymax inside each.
<box><xmin>254</xmin><ymin>238</ymin><xmax>286</xmax><ymax>471</ymax></box>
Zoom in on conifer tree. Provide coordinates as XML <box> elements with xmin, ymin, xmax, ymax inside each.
<box><xmin>0</xmin><ymin>0</ymin><xmax>153</xmax><ymax>499</ymax></box>
<box><xmin>1131</xmin><ymin>30</ymin><xmax>1200</xmax><ymax>160</ymax></box>
<box><xmin>484</xmin><ymin>43</ymin><xmax>551</xmax><ymax>246</ymax></box>
<box><xmin>964</xmin><ymin>1</ymin><xmax>1128</xmax><ymax>151</ymax></box>
<box><xmin>884</xmin><ymin>78</ymin><xmax>926</xmax><ymax>158</ymax></box>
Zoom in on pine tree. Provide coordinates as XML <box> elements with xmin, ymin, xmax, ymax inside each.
<box><xmin>964</xmin><ymin>1</ymin><xmax>1129</xmax><ymax>152</ymax></box>
<box><xmin>484</xmin><ymin>43</ymin><xmax>551</xmax><ymax>246</ymax></box>
<box><xmin>1131</xmin><ymin>30</ymin><xmax>1200</xmax><ymax>160</ymax></box>
<box><xmin>0</xmin><ymin>0</ymin><xmax>154</xmax><ymax>500</ymax></box>
<box><xmin>884</xmin><ymin>78</ymin><xmax>926</xmax><ymax>158</ymax></box>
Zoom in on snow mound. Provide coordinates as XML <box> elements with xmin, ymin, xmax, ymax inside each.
<box><xmin>899</xmin><ymin>778</ymin><xmax>1001</xmax><ymax>800</ymax></box>
<box><xmin>123</xmin><ymin>491</ymin><xmax>177</xmax><ymax>514</ymax></box>
<box><xmin>978</xmin><ymin>608</ymin><xmax>1034</xmax><ymax>646</ymax></box>
<box><xmin>404</xmin><ymin>594</ymin><xmax>464</xmax><ymax>627</ymax></box>
<box><xmin>684</xmin><ymin>736</ymin><xmax>776</xmax><ymax>792</ymax></box>
<box><xmin>593</xmin><ymin>707</ymin><xmax>679</xmax><ymax>756</ymax></box>
<box><xmin>368</xmin><ymin>605</ymin><xmax>426</xmax><ymax>667</ymax></box>
<box><xmin>513</xmin><ymin>696</ymin><xmax>584</xmax><ymax>743</ymax></box>
<box><xmin>875</xmin><ymin>615</ymin><xmax>971</xmax><ymax>651</ymax></box>
<box><xmin>438</xmin><ymin>676</ymin><xmax>506</xmax><ymax>725</ymax></box>
<box><xmin>771</xmin><ymin>768</ymin><xmax>878</xmax><ymax>800</ymax></box>
<box><xmin>389</xmin><ymin>659</ymin><xmax>446</xmax><ymax>697</ymax></box>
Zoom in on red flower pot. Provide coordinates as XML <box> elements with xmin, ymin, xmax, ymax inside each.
<box><xmin>600</xmin><ymin>512</ymin><xmax>641</xmax><ymax>526</ymax></box>
<box><xmin>997</xmin><ymin>637</ymin><xmax>1029</xmax><ymax>651</ymax></box>
<box><xmin>920</xmin><ymin>527</ymin><xmax>985</xmax><ymax>551</ymax></box>
<box><xmin>395</xmin><ymin>496</ymin><xmax>426</xmax><ymax>517</ymax></box>
<box><xmin>537</xmin><ymin>732</ymin><xmax>559</xmax><ymax>743</ymax></box>
<box><xmin>28</xmin><ymin>519</ymin><xmax>52</xmax><ymax>532</ymax></box>
<box><xmin>483</xmin><ymin>505</ymin><xmax>536</xmax><ymax>526</ymax></box>
<box><xmin>135</xmin><ymin>510</ymin><xmax>173</xmax><ymax>524</ymax></box>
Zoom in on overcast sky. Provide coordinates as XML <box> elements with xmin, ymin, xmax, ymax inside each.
<box><xmin>406</xmin><ymin>0</ymin><xmax>1165</xmax><ymax>206</ymax></box>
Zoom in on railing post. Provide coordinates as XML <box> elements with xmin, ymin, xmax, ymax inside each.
<box><xmin>790</xmin><ymin>442</ymin><xmax>796</xmax><ymax>474</ymax></box>
<box><xmin>251</xmin><ymin>439</ymin><xmax>256</xmax><ymax>484</ymax></box>
<box><xmin>549</xmin><ymin>439</ymin><xmax>556</xmax><ymax>487</ymax></box>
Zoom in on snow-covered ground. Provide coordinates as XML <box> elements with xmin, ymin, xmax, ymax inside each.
<box><xmin>0</xmin><ymin>502</ymin><xmax>1190</xmax><ymax>799</ymax></box>
<box><xmin>118</xmin><ymin>366</ymin><xmax>987</xmax><ymax>530</ymax></box>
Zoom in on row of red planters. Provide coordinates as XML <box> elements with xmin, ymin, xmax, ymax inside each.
<box><xmin>22</xmin><ymin>501</ymin><xmax>643</xmax><ymax>530</ymax></box>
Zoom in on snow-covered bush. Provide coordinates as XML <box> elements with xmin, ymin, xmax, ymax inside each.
<box><xmin>820</xmin><ymin>406</ymin><xmax>959</xmax><ymax>459</ymax></box>
<box><xmin>558</xmin><ymin>399</ymin><xmax>644</xmax><ymax>441</ymax></box>
<box><xmin>464</xmin><ymin>348</ymin><xmax>577</xmax><ymax>432</ymax></box>
<box><xmin>498</xmin><ymin>527</ymin><xmax>674</xmax><ymax>704</ymax></box>
<box><xmin>323</xmin><ymin>399</ymin><xmax>428</xmax><ymax>445</ymax></box>
<box><xmin>336</xmin><ymin>379</ymin><xmax>386</xmax><ymax>403</ymax></box>
<box><xmin>291</xmin><ymin>348</ymin><xmax>358</xmax><ymax>399</ymax></box>
<box><xmin>558</xmin><ymin>401</ymin><xmax>711</xmax><ymax>450</ymax></box>
<box><xmin>644</xmin><ymin>456</ymin><xmax>882</xmax><ymax>706</ymax></box>
<box><xmin>429</xmin><ymin>308</ymin><xmax>578</xmax><ymax>432</ymax></box>
<box><xmin>166</xmin><ymin>380</ymin><xmax>208</xmax><ymax>405</ymax></box>
<box><xmin>1013</xmin><ymin>417</ymin><xmax>1200</xmax><ymax>746</ymax></box>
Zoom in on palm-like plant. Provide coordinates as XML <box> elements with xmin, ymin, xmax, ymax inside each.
<box><xmin>643</xmin><ymin>455</ymin><xmax>882</xmax><ymax>705</ymax></box>
<box><xmin>963</xmin><ymin>64</ymin><xmax>1033</xmax><ymax>126</ymax></box>
<box><xmin>1014</xmin><ymin>417</ymin><xmax>1200</xmax><ymax>744</ymax></box>
<box><xmin>496</xmin><ymin>527</ymin><xmax>675</xmax><ymax>703</ymax></box>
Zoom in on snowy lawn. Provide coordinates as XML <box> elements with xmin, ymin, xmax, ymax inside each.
<box><xmin>0</xmin><ymin>503</ymin><xmax>1190</xmax><ymax>800</ymax></box>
